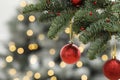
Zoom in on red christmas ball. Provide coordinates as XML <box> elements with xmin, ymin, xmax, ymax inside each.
<box><xmin>60</xmin><ymin>43</ymin><xmax>81</xmax><ymax>64</ymax></box>
<box><xmin>71</xmin><ymin>0</ymin><xmax>82</xmax><ymax>6</ymax></box>
<box><xmin>103</xmin><ymin>59</ymin><xmax>120</xmax><ymax>80</ymax></box>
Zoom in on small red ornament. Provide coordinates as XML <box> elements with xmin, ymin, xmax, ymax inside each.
<box><xmin>89</xmin><ymin>11</ymin><xmax>93</xmax><ymax>16</ymax></box>
<box><xmin>93</xmin><ymin>1</ymin><xmax>97</xmax><ymax>5</ymax></box>
<box><xmin>56</xmin><ymin>12</ymin><xmax>61</xmax><ymax>16</ymax></box>
<box><xmin>106</xmin><ymin>18</ymin><xmax>110</xmax><ymax>23</ymax></box>
<box><xmin>71</xmin><ymin>0</ymin><xmax>82</xmax><ymax>7</ymax></box>
<box><xmin>60</xmin><ymin>43</ymin><xmax>81</xmax><ymax>64</ymax></box>
<box><xmin>80</xmin><ymin>27</ymin><xmax>85</xmax><ymax>31</ymax></box>
<box><xmin>103</xmin><ymin>59</ymin><xmax>120</xmax><ymax>80</ymax></box>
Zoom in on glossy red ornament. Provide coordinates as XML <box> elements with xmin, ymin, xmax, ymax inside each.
<box><xmin>93</xmin><ymin>1</ymin><xmax>97</xmax><ymax>5</ymax></box>
<box><xmin>103</xmin><ymin>59</ymin><xmax>120</xmax><ymax>80</ymax></box>
<box><xmin>60</xmin><ymin>43</ymin><xmax>81</xmax><ymax>64</ymax></box>
<box><xmin>71</xmin><ymin>0</ymin><xmax>82</xmax><ymax>6</ymax></box>
<box><xmin>80</xmin><ymin>27</ymin><xmax>85</xmax><ymax>31</ymax></box>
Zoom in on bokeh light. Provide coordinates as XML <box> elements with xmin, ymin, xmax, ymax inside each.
<box><xmin>6</xmin><ymin>56</ymin><xmax>13</xmax><ymax>63</ymax></box>
<box><xmin>101</xmin><ymin>54</ymin><xmax>108</xmax><ymax>61</ymax></box>
<box><xmin>48</xmin><ymin>70</ymin><xmax>54</xmax><ymax>76</ymax></box>
<box><xmin>17</xmin><ymin>14</ymin><xmax>24</xmax><ymax>21</ymax></box>
<box><xmin>81</xmin><ymin>74</ymin><xmax>88</xmax><ymax>80</ymax></box>
<box><xmin>49</xmin><ymin>49</ymin><xmax>56</xmax><ymax>55</ymax></box>
<box><xmin>29</xmin><ymin>15</ymin><xmax>35</xmax><ymax>22</ymax></box>
<box><xmin>76</xmin><ymin>61</ymin><xmax>83</xmax><ymax>68</ymax></box>
<box><xmin>17</xmin><ymin>48</ymin><xmax>24</xmax><ymax>54</ymax></box>
<box><xmin>28</xmin><ymin>43</ymin><xmax>38</xmax><ymax>50</ymax></box>
<box><xmin>50</xmin><ymin>76</ymin><xmax>57</xmax><ymax>80</ymax></box>
<box><xmin>23</xmin><ymin>76</ymin><xmax>30</xmax><ymax>80</ymax></box>
<box><xmin>26</xmin><ymin>71</ymin><xmax>33</xmax><ymax>77</ymax></box>
<box><xmin>60</xmin><ymin>61</ymin><xmax>66</xmax><ymax>68</ymax></box>
<box><xmin>65</xmin><ymin>28</ymin><xmax>70</xmax><ymax>34</ymax></box>
<box><xmin>34</xmin><ymin>72</ymin><xmax>41</xmax><ymax>79</ymax></box>
<box><xmin>48</xmin><ymin>61</ymin><xmax>55</xmax><ymax>67</ymax></box>
<box><xmin>38</xmin><ymin>34</ymin><xmax>45</xmax><ymax>40</ymax></box>
<box><xmin>30</xmin><ymin>55</ymin><xmax>38</xmax><ymax>64</ymax></box>
<box><xmin>26</xmin><ymin>29</ymin><xmax>33</xmax><ymax>36</ymax></box>
<box><xmin>8</xmin><ymin>68</ymin><xmax>16</xmax><ymax>76</ymax></box>
<box><xmin>20</xmin><ymin>1</ymin><xmax>27</xmax><ymax>7</ymax></box>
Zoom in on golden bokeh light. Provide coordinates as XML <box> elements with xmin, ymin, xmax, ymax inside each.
<box><xmin>28</xmin><ymin>43</ymin><xmax>38</xmax><ymax>50</ymax></box>
<box><xmin>17</xmin><ymin>14</ymin><xmax>24</xmax><ymax>21</ymax></box>
<box><xmin>26</xmin><ymin>29</ymin><xmax>33</xmax><ymax>36</ymax></box>
<box><xmin>17</xmin><ymin>48</ymin><xmax>24</xmax><ymax>54</ymax></box>
<box><xmin>48</xmin><ymin>61</ymin><xmax>55</xmax><ymax>67</ymax></box>
<box><xmin>101</xmin><ymin>54</ymin><xmax>108</xmax><ymax>61</ymax></box>
<box><xmin>79</xmin><ymin>44</ymin><xmax>85</xmax><ymax>53</ymax></box>
<box><xmin>29</xmin><ymin>15</ymin><xmax>35</xmax><ymax>22</ymax></box>
<box><xmin>8</xmin><ymin>68</ymin><xmax>16</xmax><ymax>76</ymax></box>
<box><xmin>13</xmin><ymin>78</ymin><xmax>19</xmax><ymax>80</ymax></box>
<box><xmin>26</xmin><ymin>71</ymin><xmax>33</xmax><ymax>77</ymax></box>
<box><xmin>30</xmin><ymin>55</ymin><xmax>38</xmax><ymax>64</ymax></box>
<box><xmin>50</xmin><ymin>76</ymin><xmax>57</xmax><ymax>80</ymax></box>
<box><xmin>49</xmin><ymin>49</ymin><xmax>56</xmax><ymax>55</ymax></box>
<box><xmin>20</xmin><ymin>1</ymin><xmax>27</xmax><ymax>7</ymax></box>
<box><xmin>23</xmin><ymin>76</ymin><xmax>30</xmax><ymax>80</ymax></box>
<box><xmin>34</xmin><ymin>72</ymin><xmax>41</xmax><ymax>79</ymax></box>
<box><xmin>48</xmin><ymin>70</ymin><xmax>54</xmax><ymax>76</ymax></box>
<box><xmin>81</xmin><ymin>74</ymin><xmax>88</xmax><ymax>80</ymax></box>
<box><xmin>65</xmin><ymin>28</ymin><xmax>70</xmax><ymax>34</ymax></box>
<box><xmin>9</xmin><ymin>44</ymin><xmax>16</xmax><ymax>52</ymax></box>
<box><xmin>6</xmin><ymin>56</ymin><xmax>13</xmax><ymax>63</ymax></box>
<box><xmin>76</xmin><ymin>61</ymin><xmax>83</xmax><ymax>68</ymax></box>
<box><xmin>60</xmin><ymin>61</ymin><xmax>66</xmax><ymax>68</ymax></box>
<box><xmin>38</xmin><ymin>34</ymin><xmax>45</xmax><ymax>40</ymax></box>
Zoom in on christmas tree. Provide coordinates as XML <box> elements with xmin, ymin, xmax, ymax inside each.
<box><xmin>0</xmin><ymin>0</ymin><xmax>114</xmax><ymax>80</ymax></box>
<box><xmin>23</xmin><ymin>0</ymin><xmax>120</xmax><ymax>59</ymax></box>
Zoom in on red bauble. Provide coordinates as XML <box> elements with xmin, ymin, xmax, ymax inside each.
<box><xmin>103</xmin><ymin>59</ymin><xmax>120</xmax><ymax>80</ymax></box>
<box><xmin>89</xmin><ymin>11</ymin><xmax>93</xmax><ymax>16</ymax></box>
<box><xmin>71</xmin><ymin>0</ymin><xmax>82</xmax><ymax>6</ymax></box>
<box><xmin>60</xmin><ymin>43</ymin><xmax>81</xmax><ymax>64</ymax></box>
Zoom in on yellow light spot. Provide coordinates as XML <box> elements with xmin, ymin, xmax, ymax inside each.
<box><xmin>26</xmin><ymin>71</ymin><xmax>33</xmax><ymax>77</ymax></box>
<box><xmin>49</xmin><ymin>49</ymin><xmax>56</xmax><ymax>55</ymax></box>
<box><xmin>23</xmin><ymin>76</ymin><xmax>30</xmax><ymax>80</ymax></box>
<box><xmin>17</xmin><ymin>14</ymin><xmax>24</xmax><ymax>21</ymax></box>
<box><xmin>38</xmin><ymin>34</ymin><xmax>45</xmax><ymax>40</ymax></box>
<box><xmin>6</xmin><ymin>56</ymin><xmax>13</xmax><ymax>63</ymax></box>
<box><xmin>29</xmin><ymin>15</ymin><xmax>35</xmax><ymax>22</ymax></box>
<box><xmin>81</xmin><ymin>74</ymin><xmax>88</xmax><ymax>80</ymax></box>
<box><xmin>9</xmin><ymin>45</ymin><xmax>16</xmax><ymax>52</ymax></box>
<box><xmin>76</xmin><ymin>61</ymin><xmax>83</xmax><ymax>68</ymax></box>
<box><xmin>20</xmin><ymin>1</ymin><xmax>27</xmax><ymax>7</ymax></box>
<box><xmin>28</xmin><ymin>43</ymin><xmax>38</xmax><ymax>50</ymax></box>
<box><xmin>48</xmin><ymin>70</ymin><xmax>54</xmax><ymax>76</ymax></box>
<box><xmin>14</xmin><ymin>78</ymin><xmax>19</xmax><ymax>80</ymax></box>
<box><xmin>65</xmin><ymin>28</ymin><xmax>70</xmax><ymax>34</ymax></box>
<box><xmin>60</xmin><ymin>61</ymin><xmax>66</xmax><ymax>68</ymax></box>
<box><xmin>50</xmin><ymin>76</ymin><xmax>57</xmax><ymax>80</ymax></box>
<box><xmin>17</xmin><ymin>48</ymin><xmax>24</xmax><ymax>54</ymax></box>
<box><xmin>79</xmin><ymin>44</ymin><xmax>85</xmax><ymax>53</ymax></box>
<box><xmin>34</xmin><ymin>72</ymin><xmax>41</xmax><ymax>79</ymax></box>
<box><xmin>8</xmin><ymin>68</ymin><xmax>16</xmax><ymax>76</ymax></box>
<box><xmin>26</xmin><ymin>29</ymin><xmax>33</xmax><ymax>36</ymax></box>
<box><xmin>101</xmin><ymin>54</ymin><xmax>108</xmax><ymax>61</ymax></box>
<box><xmin>48</xmin><ymin>61</ymin><xmax>55</xmax><ymax>67</ymax></box>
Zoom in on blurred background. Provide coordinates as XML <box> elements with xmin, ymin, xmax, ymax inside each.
<box><xmin>0</xmin><ymin>0</ymin><xmax>120</xmax><ymax>80</ymax></box>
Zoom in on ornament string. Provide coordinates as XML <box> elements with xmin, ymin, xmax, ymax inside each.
<box><xmin>69</xmin><ymin>18</ymin><xmax>74</xmax><ymax>43</ymax></box>
<box><xmin>112</xmin><ymin>36</ymin><xmax>117</xmax><ymax>59</ymax></box>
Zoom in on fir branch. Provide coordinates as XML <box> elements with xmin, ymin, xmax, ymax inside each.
<box><xmin>87</xmin><ymin>32</ymin><xmax>110</xmax><ymax>60</ymax></box>
<box><xmin>112</xmin><ymin>3</ymin><xmax>120</xmax><ymax>13</ymax></box>
<box><xmin>39</xmin><ymin>12</ymin><xmax>57</xmax><ymax>22</ymax></box>
<box><xmin>23</xmin><ymin>0</ymin><xmax>47</xmax><ymax>13</ymax></box>
<box><xmin>47</xmin><ymin>13</ymin><xmax>73</xmax><ymax>39</ymax></box>
<box><xmin>79</xmin><ymin>19</ymin><xmax>105</xmax><ymax>44</ymax></box>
